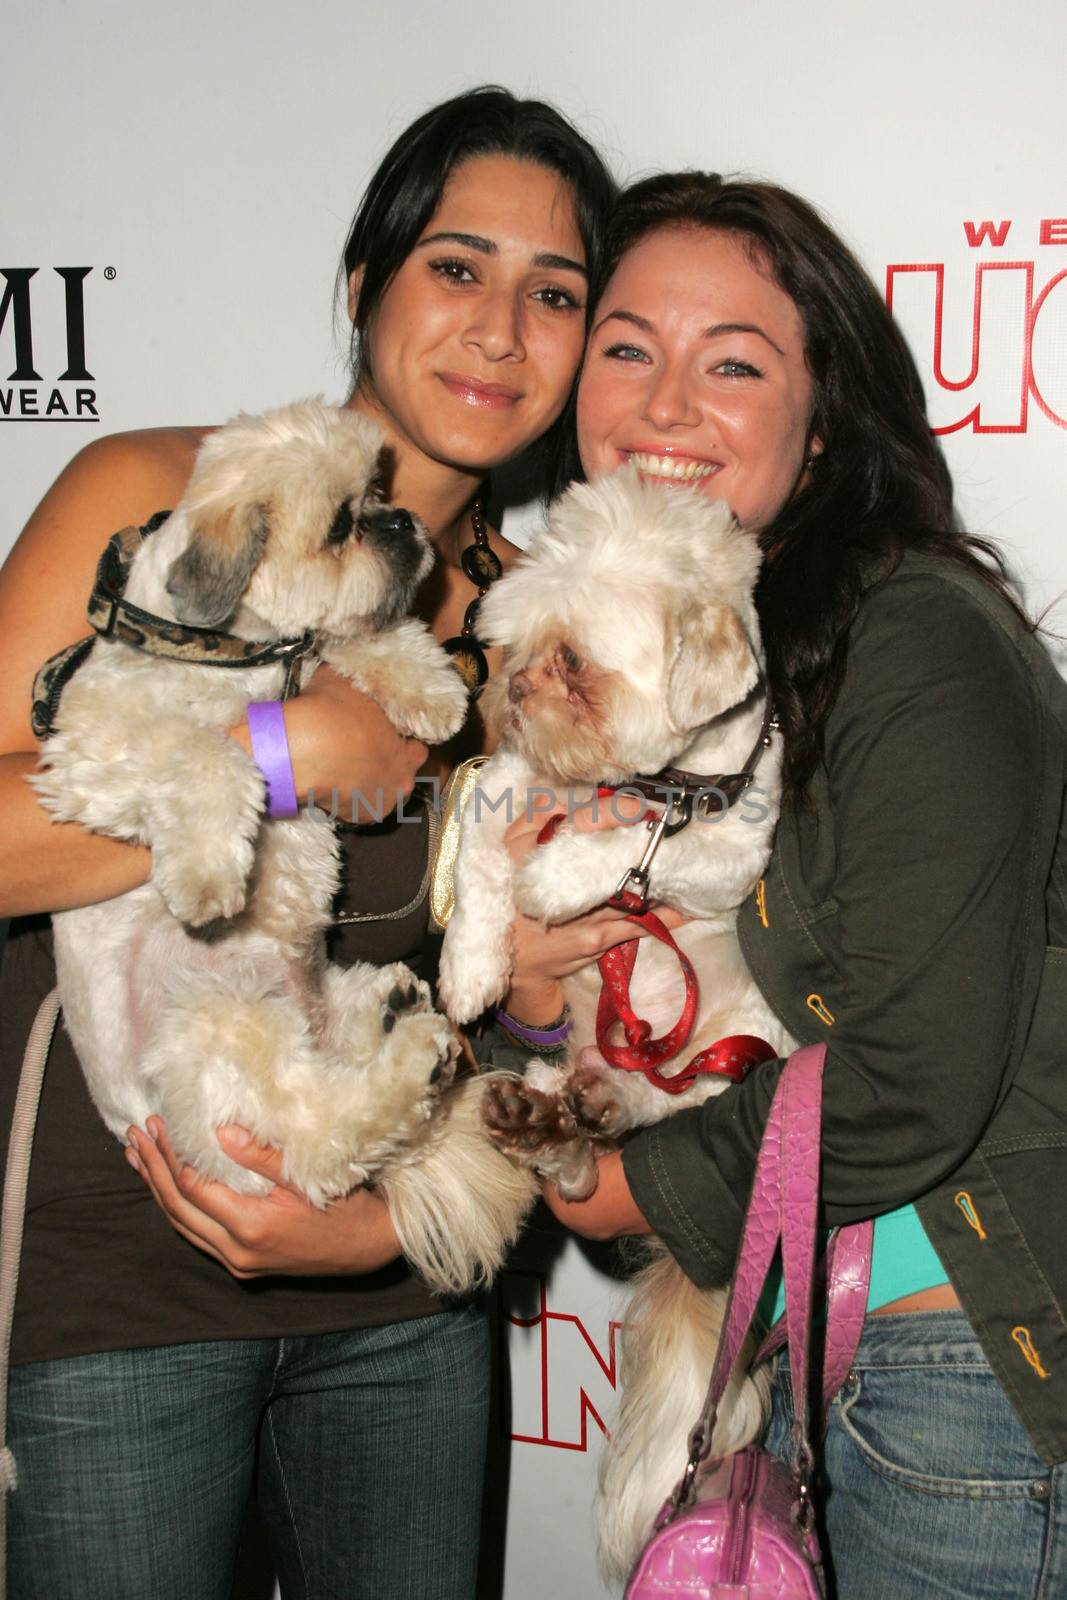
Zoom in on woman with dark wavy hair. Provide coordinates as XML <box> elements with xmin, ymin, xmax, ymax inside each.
<box><xmin>0</xmin><ymin>86</ymin><xmax>615</xmax><ymax>1599</ymax></box>
<box><xmin>503</xmin><ymin>172</ymin><xmax>1067</xmax><ymax>1595</ymax></box>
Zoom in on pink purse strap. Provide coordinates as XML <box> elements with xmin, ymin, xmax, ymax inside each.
<box><xmin>777</xmin><ymin>1042</ymin><xmax>822</xmax><ymax>1457</ymax></box>
<box><xmin>755</xmin><ymin>1221</ymin><xmax>873</xmax><ymax>1419</ymax></box>
<box><xmin>674</xmin><ymin>1044</ymin><xmax>871</xmax><ymax>1518</ymax></box>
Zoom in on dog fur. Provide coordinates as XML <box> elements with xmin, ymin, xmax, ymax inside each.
<box><xmin>437</xmin><ymin>467</ymin><xmax>796</xmax><ymax>1580</ymax></box>
<box><xmin>32</xmin><ymin>399</ymin><xmax>478</xmax><ymax>1209</ymax></box>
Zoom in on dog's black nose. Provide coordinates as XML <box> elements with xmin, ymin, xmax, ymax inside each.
<box><xmin>327</xmin><ymin>502</ymin><xmax>356</xmax><ymax>544</ymax></box>
<box><xmin>367</xmin><ymin>507</ymin><xmax>416</xmax><ymax>539</ymax></box>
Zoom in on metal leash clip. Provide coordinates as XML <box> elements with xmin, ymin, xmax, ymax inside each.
<box><xmin>610</xmin><ymin>792</ymin><xmax>687</xmax><ymax>913</ymax></box>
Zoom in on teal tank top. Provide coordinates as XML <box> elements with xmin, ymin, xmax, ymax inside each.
<box><xmin>759</xmin><ymin>1202</ymin><xmax>949</xmax><ymax>1327</ymax></box>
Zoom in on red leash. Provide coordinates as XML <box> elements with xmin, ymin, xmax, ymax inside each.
<box><xmin>535</xmin><ymin>801</ymin><xmax>775</xmax><ymax>1094</ymax></box>
<box><xmin>596</xmin><ymin>893</ymin><xmax>776</xmax><ymax>1092</ymax></box>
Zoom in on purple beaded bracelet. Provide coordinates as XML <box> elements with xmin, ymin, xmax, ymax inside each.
<box><xmin>494</xmin><ymin>1006</ymin><xmax>573</xmax><ymax>1050</ymax></box>
<box><xmin>246</xmin><ymin>701</ymin><xmax>299</xmax><ymax>819</ymax></box>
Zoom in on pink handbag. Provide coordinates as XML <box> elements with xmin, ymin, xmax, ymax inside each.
<box><xmin>624</xmin><ymin>1044</ymin><xmax>873</xmax><ymax>1599</ymax></box>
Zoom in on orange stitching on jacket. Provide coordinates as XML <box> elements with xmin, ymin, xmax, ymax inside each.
<box><xmin>806</xmin><ymin>993</ymin><xmax>834</xmax><ymax>1026</ymax></box>
<box><xmin>954</xmin><ymin>1191</ymin><xmax>987</xmax><ymax>1241</ymax></box>
<box><xmin>1012</xmin><ymin>1326</ymin><xmax>1051</xmax><ymax>1380</ymax></box>
<box><xmin>755</xmin><ymin>879</ymin><xmax>768</xmax><ymax>928</ymax></box>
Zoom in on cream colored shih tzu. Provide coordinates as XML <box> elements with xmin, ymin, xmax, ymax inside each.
<box><xmin>32</xmin><ymin>399</ymin><xmax>477</xmax><ymax>1213</ymax></box>
<box><xmin>437</xmin><ymin>466</ymin><xmax>796</xmax><ymax>1581</ymax></box>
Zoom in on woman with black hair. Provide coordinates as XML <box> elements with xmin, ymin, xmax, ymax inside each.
<box><xmin>500</xmin><ymin>173</ymin><xmax>1067</xmax><ymax>1595</ymax></box>
<box><xmin>0</xmin><ymin>87</ymin><xmax>617</xmax><ymax>1598</ymax></box>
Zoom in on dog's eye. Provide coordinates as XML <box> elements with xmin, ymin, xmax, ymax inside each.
<box><xmin>560</xmin><ymin>645</ymin><xmax>583</xmax><ymax>674</ymax></box>
<box><xmin>327</xmin><ymin>503</ymin><xmax>355</xmax><ymax>544</ymax></box>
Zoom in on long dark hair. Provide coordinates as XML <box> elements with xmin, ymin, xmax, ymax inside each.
<box><xmin>577</xmin><ymin>172</ymin><xmax>1026</xmax><ymax>796</ymax></box>
<box><xmin>339</xmin><ymin>86</ymin><xmax>616</xmax><ymax>475</ymax></box>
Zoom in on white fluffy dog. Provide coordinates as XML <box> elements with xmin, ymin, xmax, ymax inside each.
<box><xmin>32</xmin><ymin>399</ymin><xmax>476</xmax><ymax>1210</ymax></box>
<box><xmin>438</xmin><ymin>467</ymin><xmax>796</xmax><ymax>1580</ymax></box>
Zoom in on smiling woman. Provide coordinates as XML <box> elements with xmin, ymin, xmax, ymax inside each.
<box><xmin>510</xmin><ymin>171</ymin><xmax>1067</xmax><ymax>1597</ymax></box>
<box><xmin>341</xmin><ymin>92</ymin><xmax>609</xmax><ymax>495</ymax></box>
<box><xmin>577</xmin><ymin>226</ymin><xmax>820</xmax><ymax>528</ymax></box>
<box><xmin>0</xmin><ymin>86</ymin><xmax>615</xmax><ymax>1600</ymax></box>
<box><xmin>349</xmin><ymin>155</ymin><xmax>589</xmax><ymax>484</ymax></box>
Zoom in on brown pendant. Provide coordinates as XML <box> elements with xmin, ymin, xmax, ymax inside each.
<box><xmin>443</xmin><ymin>636</ymin><xmax>489</xmax><ymax>692</ymax></box>
<box><xmin>460</xmin><ymin>543</ymin><xmax>502</xmax><ymax>586</ymax></box>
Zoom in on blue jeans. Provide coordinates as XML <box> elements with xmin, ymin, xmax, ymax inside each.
<box><xmin>764</xmin><ymin>1310</ymin><xmax>1067</xmax><ymax>1599</ymax></box>
<box><xmin>8</xmin><ymin>1306</ymin><xmax>489</xmax><ymax>1599</ymax></box>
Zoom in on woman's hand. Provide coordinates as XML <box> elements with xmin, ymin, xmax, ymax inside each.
<box><xmin>125</xmin><ymin>1118</ymin><xmax>401</xmax><ymax>1279</ymax></box>
<box><xmin>540</xmin><ymin>1150</ymin><xmax>652</xmax><ymax>1242</ymax></box>
<box><xmin>232</xmin><ymin>665</ymin><xmax>430</xmax><ymax>825</ymax></box>
<box><xmin>502</xmin><ymin>791</ymin><xmax>687</xmax><ymax>1024</ymax></box>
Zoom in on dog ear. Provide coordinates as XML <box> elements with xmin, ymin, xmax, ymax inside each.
<box><xmin>165</xmin><ymin>502</ymin><xmax>268</xmax><ymax>627</ymax></box>
<box><xmin>667</xmin><ymin>601</ymin><xmax>760</xmax><ymax>731</ymax></box>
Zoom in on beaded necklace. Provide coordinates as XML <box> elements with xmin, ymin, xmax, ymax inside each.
<box><xmin>440</xmin><ymin>498</ymin><xmax>502</xmax><ymax>694</ymax></box>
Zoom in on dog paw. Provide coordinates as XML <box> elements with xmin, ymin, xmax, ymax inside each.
<box><xmin>366</xmin><ymin>963</ymin><xmax>457</xmax><ymax>1095</ymax></box>
<box><xmin>153</xmin><ymin>849</ymin><xmax>252</xmax><ymax>928</ymax></box>
<box><xmin>482</xmin><ymin>1078</ymin><xmax>600</xmax><ymax>1197</ymax></box>
<box><xmin>568</xmin><ymin>1064</ymin><xmax>632</xmax><ymax>1138</ymax></box>
<box><xmin>27</xmin><ymin>761</ymin><xmax>78</xmax><ymax>819</ymax></box>
<box><xmin>320</xmin><ymin>961</ymin><xmax>458</xmax><ymax>1150</ymax></box>
<box><xmin>384</xmin><ymin>986</ymin><xmax>456</xmax><ymax>1088</ymax></box>
<box><xmin>382</xmin><ymin>977</ymin><xmax>425</xmax><ymax>1033</ymax></box>
<box><xmin>381</xmin><ymin>1006</ymin><xmax>459</xmax><ymax>1106</ymax></box>
<box><xmin>481</xmin><ymin>1075</ymin><xmax>578</xmax><ymax>1157</ymax></box>
<box><xmin>390</xmin><ymin>668</ymin><xmax>469</xmax><ymax>745</ymax></box>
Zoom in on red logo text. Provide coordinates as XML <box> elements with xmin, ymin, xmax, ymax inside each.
<box><xmin>886</xmin><ymin>219</ymin><xmax>1067</xmax><ymax>433</ymax></box>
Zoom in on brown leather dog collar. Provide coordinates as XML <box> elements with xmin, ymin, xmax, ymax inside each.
<box><xmin>31</xmin><ymin>512</ymin><xmax>315</xmax><ymax>740</ymax></box>
<box><xmin>615</xmin><ymin>696</ymin><xmax>778</xmax><ymax>823</ymax></box>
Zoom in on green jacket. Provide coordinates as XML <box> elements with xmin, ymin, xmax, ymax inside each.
<box><xmin>622</xmin><ymin>551</ymin><xmax>1067</xmax><ymax>1465</ymax></box>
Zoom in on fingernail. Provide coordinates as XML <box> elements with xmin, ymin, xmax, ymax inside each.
<box><xmin>219</xmin><ymin>1125</ymin><xmax>250</xmax><ymax>1147</ymax></box>
<box><xmin>125</xmin><ymin>1147</ymin><xmax>143</xmax><ymax>1174</ymax></box>
<box><xmin>145</xmin><ymin>1118</ymin><xmax>161</xmax><ymax>1142</ymax></box>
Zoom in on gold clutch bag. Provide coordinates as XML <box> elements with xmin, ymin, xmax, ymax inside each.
<box><xmin>427</xmin><ymin>755</ymin><xmax>489</xmax><ymax>934</ymax></box>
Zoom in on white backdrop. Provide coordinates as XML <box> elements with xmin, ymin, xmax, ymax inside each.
<box><xmin>5</xmin><ymin>2</ymin><xmax>1066</xmax><ymax>1595</ymax></box>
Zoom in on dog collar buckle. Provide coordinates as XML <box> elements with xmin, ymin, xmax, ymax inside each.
<box><xmin>275</xmin><ymin>631</ymin><xmax>316</xmax><ymax>700</ymax></box>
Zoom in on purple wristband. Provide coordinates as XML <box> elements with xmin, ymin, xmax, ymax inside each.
<box><xmin>494</xmin><ymin>1006</ymin><xmax>573</xmax><ymax>1048</ymax></box>
<box><xmin>246</xmin><ymin>701</ymin><xmax>299</xmax><ymax>819</ymax></box>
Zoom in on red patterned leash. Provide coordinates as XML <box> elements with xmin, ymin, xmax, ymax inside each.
<box><xmin>596</xmin><ymin>894</ymin><xmax>776</xmax><ymax>1092</ymax></box>
<box><xmin>535</xmin><ymin>803</ymin><xmax>774</xmax><ymax>1094</ymax></box>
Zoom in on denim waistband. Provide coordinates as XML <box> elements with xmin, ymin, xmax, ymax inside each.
<box><xmin>849</xmin><ymin>1308</ymin><xmax>986</xmax><ymax>1371</ymax></box>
